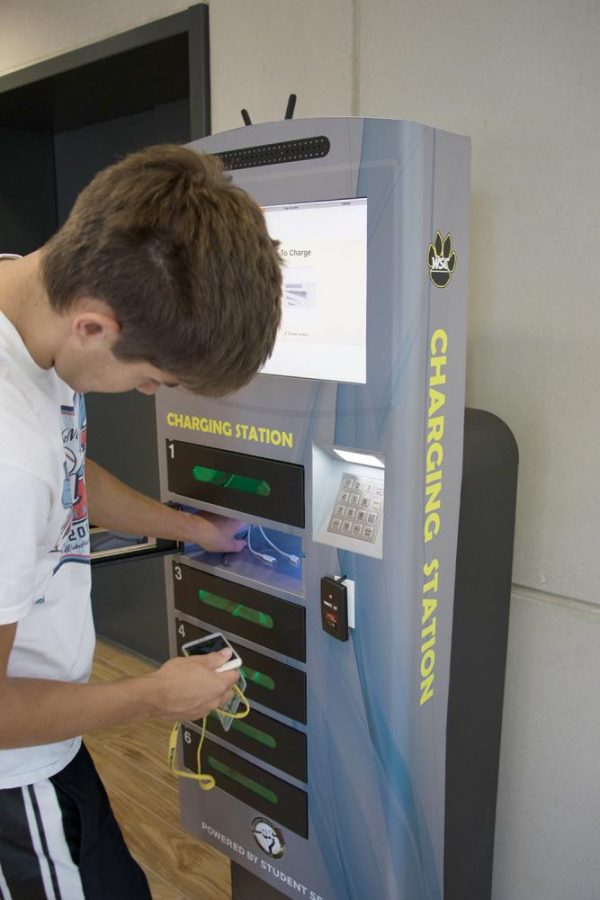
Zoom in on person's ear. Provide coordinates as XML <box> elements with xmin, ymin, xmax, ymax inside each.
<box><xmin>71</xmin><ymin>311</ymin><xmax>121</xmax><ymax>346</ymax></box>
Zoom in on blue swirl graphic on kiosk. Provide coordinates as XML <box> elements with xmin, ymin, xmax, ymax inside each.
<box><xmin>319</xmin><ymin>120</ymin><xmax>442</xmax><ymax>900</ymax></box>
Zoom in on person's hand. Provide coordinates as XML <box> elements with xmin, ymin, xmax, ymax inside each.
<box><xmin>146</xmin><ymin>650</ymin><xmax>240</xmax><ymax>720</ymax></box>
<box><xmin>185</xmin><ymin>512</ymin><xmax>248</xmax><ymax>553</ymax></box>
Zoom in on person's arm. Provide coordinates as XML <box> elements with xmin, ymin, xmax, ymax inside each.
<box><xmin>86</xmin><ymin>458</ymin><xmax>247</xmax><ymax>553</ymax></box>
<box><xmin>0</xmin><ymin>620</ymin><xmax>239</xmax><ymax>749</ymax></box>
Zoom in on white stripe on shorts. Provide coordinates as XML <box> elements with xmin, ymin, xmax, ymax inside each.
<box><xmin>24</xmin><ymin>780</ymin><xmax>85</xmax><ymax>900</ymax></box>
<box><xmin>21</xmin><ymin>786</ymin><xmax>58</xmax><ymax>900</ymax></box>
<box><xmin>0</xmin><ymin>860</ymin><xmax>13</xmax><ymax>900</ymax></box>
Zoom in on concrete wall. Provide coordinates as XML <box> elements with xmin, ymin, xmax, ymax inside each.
<box><xmin>493</xmin><ymin>587</ymin><xmax>600</xmax><ymax>900</ymax></box>
<box><xmin>358</xmin><ymin>0</ymin><xmax>600</xmax><ymax>605</ymax></box>
<box><xmin>1</xmin><ymin>2</ymin><xmax>598</xmax><ymax>898</ymax></box>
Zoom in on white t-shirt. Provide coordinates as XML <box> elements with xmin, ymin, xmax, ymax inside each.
<box><xmin>0</xmin><ymin>302</ymin><xmax>94</xmax><ymax>788</ymax></box>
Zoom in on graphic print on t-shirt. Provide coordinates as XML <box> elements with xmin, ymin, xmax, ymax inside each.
<box><xmin>54</xmin><ymin>393</ymin><xmax>89</xmax><ymax>572</ymax></box>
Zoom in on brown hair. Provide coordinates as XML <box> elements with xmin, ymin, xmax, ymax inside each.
<box><xmin>41</xmin><ymin>144</ymin><xmax>282</xmax><ymax>395</ymax></box>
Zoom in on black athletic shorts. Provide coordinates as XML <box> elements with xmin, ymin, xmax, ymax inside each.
<box><xmin>0</xmin><ymin>742</ymin><xmax>151</xmax><ymax>899</ymax></box>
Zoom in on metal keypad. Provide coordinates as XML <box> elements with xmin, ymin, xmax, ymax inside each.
<box><xmin>327</xmin><ymin>472</ymin><xmax>384</xmax><ymax>544</ymax></box>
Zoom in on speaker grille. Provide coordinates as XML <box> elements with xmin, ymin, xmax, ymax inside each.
<box><xmin>214</xmin><ymin>136</ymin><xmax>330</xmax><ymax>171</ymax></box>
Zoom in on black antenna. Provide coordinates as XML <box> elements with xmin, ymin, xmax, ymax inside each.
<box><xmin>241</xmin><ymin>95</ymin><xmax>297</xmax><ymax>126</ymax></box>
<box><xmin>284</xmin><ymin>94</ymin><xmax>297</xmax><ymax>120</ymax></box>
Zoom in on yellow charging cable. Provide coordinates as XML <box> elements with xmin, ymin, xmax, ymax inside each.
<box><xmin>168</xmin><ymin>684</ymin><xmax>250</xmax><ymax>791</ymax></box>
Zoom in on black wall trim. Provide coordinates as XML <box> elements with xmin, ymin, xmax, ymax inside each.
<box><xmin>0</xmin><ymin>8</ymin><xmax>201</xmax><ymax>94</ymax></box>
<box><xmin>0</xmin><ymin>5</ymin><xmax>210</xmax><ymax>134</ymax></box>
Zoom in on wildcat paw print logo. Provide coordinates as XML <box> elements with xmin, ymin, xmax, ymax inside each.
<box><xmin>428</xmin><ymin>231</ymin><xmax>456</xmax><ymax>288</ymax></box>
<box><xmin>251</xmin><ymin>817</ymin><xmax>286</xmax><ymax>859</ymax></box>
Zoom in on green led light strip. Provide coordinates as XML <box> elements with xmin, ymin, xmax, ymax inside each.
<box><xmin>240</xmin><ymin>666</ymin><xmax>275</xmax><ymax>691</ymax></box>
<box><xmin>192</xmin><ymin>466</ymin><xmax>271</xmax><ymax>497</ymax></box>
<box><xmin>198</xmin><ymin>590</ymin><xmax>274</xmax><ymax>629</ymax></box>
<box><xmin>231</xmin><ymin>720</ymin><xmax>277</xmax><ymax>749</ymax></box>
<box><xmin>208</xmin><ymin>757</ymin><xmax>278</xmax><ymax>804</ymax></box>
<box><xmin>208</xmin><ymin>709</ymin><xmax>277</xmax><ymax>749</ymax></box>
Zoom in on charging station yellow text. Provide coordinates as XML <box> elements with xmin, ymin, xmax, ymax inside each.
<box><xmin>420</xmin><ymin>328</ymin><xmax>447</xmax><ymax>706</ymax></box>
<box><xmin>424</xmin><ymin>328</ymin><xmax>447</xmax><ymax>545</ymax></box>
<box><xmin>420</xmin><ymin>558</ymin><xmax>439</xmax><ymax>705</ymax></box>
<box><xmin>166</xmin><ymin>412</ymin><xmax>294</xmax><ymax>448</ymax></box>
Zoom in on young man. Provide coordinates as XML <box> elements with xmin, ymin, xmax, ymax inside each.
<box><xmin>0</xmin><ymin>145</ymin><xmax>282</xmax><ymax>898</ymax></box>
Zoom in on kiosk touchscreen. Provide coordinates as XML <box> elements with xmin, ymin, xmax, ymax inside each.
<box><xmin>261</xmin><ymin>197</ymin><xmax>367</xmax><ymax>383</ymax></box>
<box><xmin>155</xmin><ymin>117</ymin><xmax>514</xmax><ymax>900</ymax></box>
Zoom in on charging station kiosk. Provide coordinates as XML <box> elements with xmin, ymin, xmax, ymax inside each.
<box><xmin>156</xmin><ymin>117</ymin><xmax>517</xmax><ymax>900</ymax></box>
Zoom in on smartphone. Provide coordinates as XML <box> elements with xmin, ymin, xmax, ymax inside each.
<box><xmin>181</xmin><ymin>632</ymin><xmax>243</xmax><ymax>672</ymax></box>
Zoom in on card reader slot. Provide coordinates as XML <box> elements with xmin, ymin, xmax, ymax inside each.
<box><xmin>181</xmin><ymin>728</ymin><xmax>308</xmax><ymax>838</ymax></box>
<box><xmin>167</xmin><ymin>440</ymin><xmax>304</xmax><ymax>527</ymax></box>
<box><xmin>175</xmin><ymin>620</ymin><xmax>307</xmax><ymax>723</ymax></box>
<box><xmin>173</xmin><ymin>564</ymin><xmax>306</xmax><ymax>662</ymax></box>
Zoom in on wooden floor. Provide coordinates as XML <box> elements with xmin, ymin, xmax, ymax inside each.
<box><xmin>88</xmin><ymin>639</ymin><xmax>231</xmax><ymax>900</ymax></box>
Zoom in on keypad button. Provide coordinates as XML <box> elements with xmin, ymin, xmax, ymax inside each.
<box><xmin>349</xmin><ymin>493</ymin><xmax>360</xmax><ymax>506</ymax></box>
<box><xmin>335</xmin><ymin>504</ymin><xmax>345</xmax><ymax>517</ymax></box>
<box><xmin>342</xmin><ymin>521</ymin><xmax>353</xmax><ymax>533</ymax></box>
<box><xmin>329</xmin><ymin>518</ymin><xmax>342</xmax><ymax>531</ymax></box>
<box><xmin>352</xmin><ymin>523</ymin><xmax>363</xmax><ymax>536</ymax></box>
<box><xmin>356</xmin><ymin>510</ymin><xmax>367</xmax><ymax>522</ymax></box>
<box><xmin>363</xmin><ymin>526</ymin><xmax>374</xmax><ymax>539</ymax></box>
<box><xmin>367</xmin><ymin>512</ymin><xmax>377</xmax><ymax>525</ymax></box>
